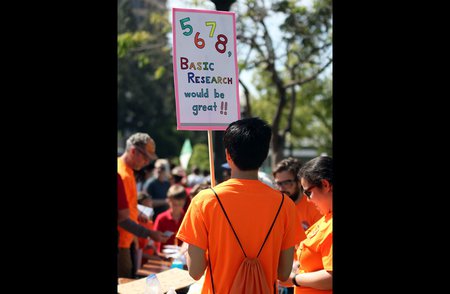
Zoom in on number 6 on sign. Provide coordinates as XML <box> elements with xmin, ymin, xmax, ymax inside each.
<box><xmin>195</xmin><ymin>32</ymin><xmax>205</xmax><ymax>49</ymax></box>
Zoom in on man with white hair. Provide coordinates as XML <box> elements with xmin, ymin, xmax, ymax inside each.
<box><xmin>117</xmin><ymin>132</ymin><xmax>167</xmax><ymax>278</ymax></box>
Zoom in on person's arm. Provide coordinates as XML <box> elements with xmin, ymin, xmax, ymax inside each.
<box><xmin>185</xmin><ymin>243</ymin><xmax>206</xmax><ymax>280</ymax></box>
<box><xmin>118</xmin><ymin>218</ymin><xmax>169</xmax><ymax>242</ymax></box>
<box><xmin>278</xmin><ymin>261</ymin><xmax>299</xmax><ymax>287</ymax></box>
<box><xmin>277</xmin><ymin>246</ymin><xmax>295</xmax><ymax>281</ymax></box>
<box><xmin>118</xmin><ymin>208</ymin><xmax>130</xmax><ymax>223</ymax></box>
<box><xmin>117</xmin><ymin>174</ymin><xmax>129</xmax><ymax>223</ymax></box>
<box><xmin>292</xmin><ymin>270</ymin><xmax>333</xmax><ymax>290</ymax></box>
<box><xmin>118</xmin><ymin>218</ymin><xmax>152</xmax><ymax>238</ymax></box>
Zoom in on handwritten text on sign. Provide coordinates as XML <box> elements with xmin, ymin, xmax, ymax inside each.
<box><xmin>172</xmin><ymin>8</ymin><xmax>240</xmax><ymax>130</ymax></box>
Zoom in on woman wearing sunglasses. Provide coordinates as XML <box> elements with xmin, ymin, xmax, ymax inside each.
<box><xmin>283</xmin><ymin>155</ymin><xmax>333</xmax><ymax>293</ymax></box>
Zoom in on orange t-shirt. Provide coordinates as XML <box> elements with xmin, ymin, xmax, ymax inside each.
<box><xmin>294</xmin><ymin>212</ymin><xmax>332</xmax><ymax>294</ymax></box>
<box><xmin>295</xmin><ymin>195</ymin><xmax>322</xmax><ymax>238</ymax></box>
<box><xmin>177</xmin><ymin>179</ymin><xmax>302</xmax><ymax>294</ymax></box>
<box><xmin>117</xmin><ymin>157</ymin><xmax>138</xmax><ymax>248</ymax></box>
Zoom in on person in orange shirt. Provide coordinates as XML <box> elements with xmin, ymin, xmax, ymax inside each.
<box><xmin>281</xmin><ymin>155</ymin><xmax>333</xmax><ymax>293</ymax></box>
<box><xmin>118</xmin><ymin>133</ymin><xmax>168</xmax><ymax>278</ymax></box>
<box><xmin>177</xmin><ymin>117</ymin><xmax>302</xmax><ymax>293</ymax></box>
<box><xmin>273</xmin><ymin>157</ymin><xmax>322</xmax><ymax>234</ymax></box>
<box><xmin>273</xmin><ymin>157</ymin><xmax>322</xmax><ymax>293</ymax></box>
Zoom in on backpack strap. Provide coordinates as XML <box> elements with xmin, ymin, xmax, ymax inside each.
<box><xmin>257</xmin><ymin>192</ymin><xmax>284</xmax><ymax>257</ymax></box>
<box><xmin>210</xmin><ymin>188</ymin><xmax>247</xmax><ymax>257</ymax></box>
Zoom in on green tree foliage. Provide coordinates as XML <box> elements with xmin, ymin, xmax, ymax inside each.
<box><xmin>253</xmin><ymin>76</ymin><xmax>332</xmax><ymax>156</ymax></box>
<box><xmin>293</xmin><ymin>78</ymin><xmax>332</xmax><ymax>156</ymax></box>
<box><xmin>188</xmin><ymin>144</ymin><xmax>210</xmax><ymax>171</ymax></box>
<box><xmin>236</xmin><ymin>0</ymin><xmax>332</xmax><ymax>167</ymax></box>
<box><xmin>117</xmin><ymin>0</ymin><xmax>207</xmax><ymax>158</ymax></box>
<box><xmin>118</xmin><ymin>0</ymin><xmax>137</xmax><ymax>33</ymax></box>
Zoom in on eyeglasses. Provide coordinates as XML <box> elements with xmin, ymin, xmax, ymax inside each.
<box><xmin>135</xmin><ymin>146</ymin><xmax>151</xmax><ymax>162</ymax></box>
<box><xmin>303</xmin><ymin>185</ymin><xmax>317</xmax><ymax>199</ymax></box>
<box><xmin>275</xmin><ymin>179</ymin><xmax>296</xmax><ymax>188</ymax></box>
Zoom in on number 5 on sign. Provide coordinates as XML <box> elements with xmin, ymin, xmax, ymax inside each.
<box><xmin>180</xmin><ymin>17</ymin><xmax>193</xmax><ymax>36</ymax></box>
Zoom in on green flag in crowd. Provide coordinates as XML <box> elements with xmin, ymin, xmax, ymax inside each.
<box><xmin>180</xmin><ymin>139</ymin><xmax>192</xmax><ymax>170</ymax></box>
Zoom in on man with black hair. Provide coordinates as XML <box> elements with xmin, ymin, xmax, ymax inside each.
<box><xmin>177</xmin><ymin>117</ymin><xmax>302</xmax><ymax>292</ymax></box>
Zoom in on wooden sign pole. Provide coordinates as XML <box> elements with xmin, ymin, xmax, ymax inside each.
<box><xmin>207</xmin><ymin>130</ymin><xmax>216</xmax><ymax>187</ymax></box>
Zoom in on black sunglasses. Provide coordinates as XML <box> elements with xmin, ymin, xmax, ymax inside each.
<box><xmin>303</xmin><ymin>185</ymin><xmax>317</xmax><ymax>199</ymax></box>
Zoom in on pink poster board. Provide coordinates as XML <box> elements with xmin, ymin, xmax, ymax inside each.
<box><xmin>172</xmin><ymin>8</ymin><xmax>240</xmax><ymax>130</ymax></box>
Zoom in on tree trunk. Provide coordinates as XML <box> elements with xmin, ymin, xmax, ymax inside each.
<box><xmin>239</xmin><ymin>78</ymin><xmax>252</xmax><ymax>118</ymax></box>
<box><xmin>271</xmin><ymin>132</ymin><xmax>285</xmax><ymax>171</ymax></box>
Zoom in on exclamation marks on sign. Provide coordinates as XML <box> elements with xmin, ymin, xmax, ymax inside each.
<box><xmin>220</xmin><ymin>101</ymin><xmax>228</xmax><ymax>115</ymax></box>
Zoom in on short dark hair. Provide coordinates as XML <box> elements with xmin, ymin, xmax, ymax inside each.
<box><xmin>298</xmin><ymin>156</ymin><xmax>333</xmax><ymax>188</ymax></box>
<box><xmin>167</xmin><ymin>184</ymin><xmax>187</xmax><ymax>200</ymax></box>
<box><xmin>272</xmin><ymin>157</ymin><xmax>302</xmax><ymax>179</ymax></box>
<box><xmin>223</xmin><ymin>117</ymin><xmax>272</xmax><ymax>171</ymax></box>
<box><xmin>137</xmin><ymin>191</ymin><xmax>152</xmax><ymax>204</ymax></box>
<box><xmin>172</xmin><ymin>175</ymin><xmax>183</xmax><ymax>184</ymax></box>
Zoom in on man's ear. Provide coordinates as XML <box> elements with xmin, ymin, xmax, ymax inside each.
<box><xmin>225</xmin><ymin>148</ymin><xmax>231</xmax><ymax>161</ymax></box>
<box><xmin>130</xmin><ymin>146</ymin><xmax>137</xmax><ymax>156</ymax></box>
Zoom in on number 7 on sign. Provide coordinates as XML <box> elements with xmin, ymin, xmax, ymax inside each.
<box><xmin>205</xmin><ymin>21</ymin><xmax>216</xmax><ymax>37</ymax></box>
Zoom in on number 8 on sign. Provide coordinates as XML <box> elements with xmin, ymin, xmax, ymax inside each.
<box><xmin>215</xmin><ymin>34</ymin><xmax>227</xmax><ymax>54</ymax></box>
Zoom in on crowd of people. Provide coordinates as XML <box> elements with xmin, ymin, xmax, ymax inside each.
<box><xmin>117</xmin><ymin>117</ymin><xmax>333</xmax><ymax>293</ymax></box>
